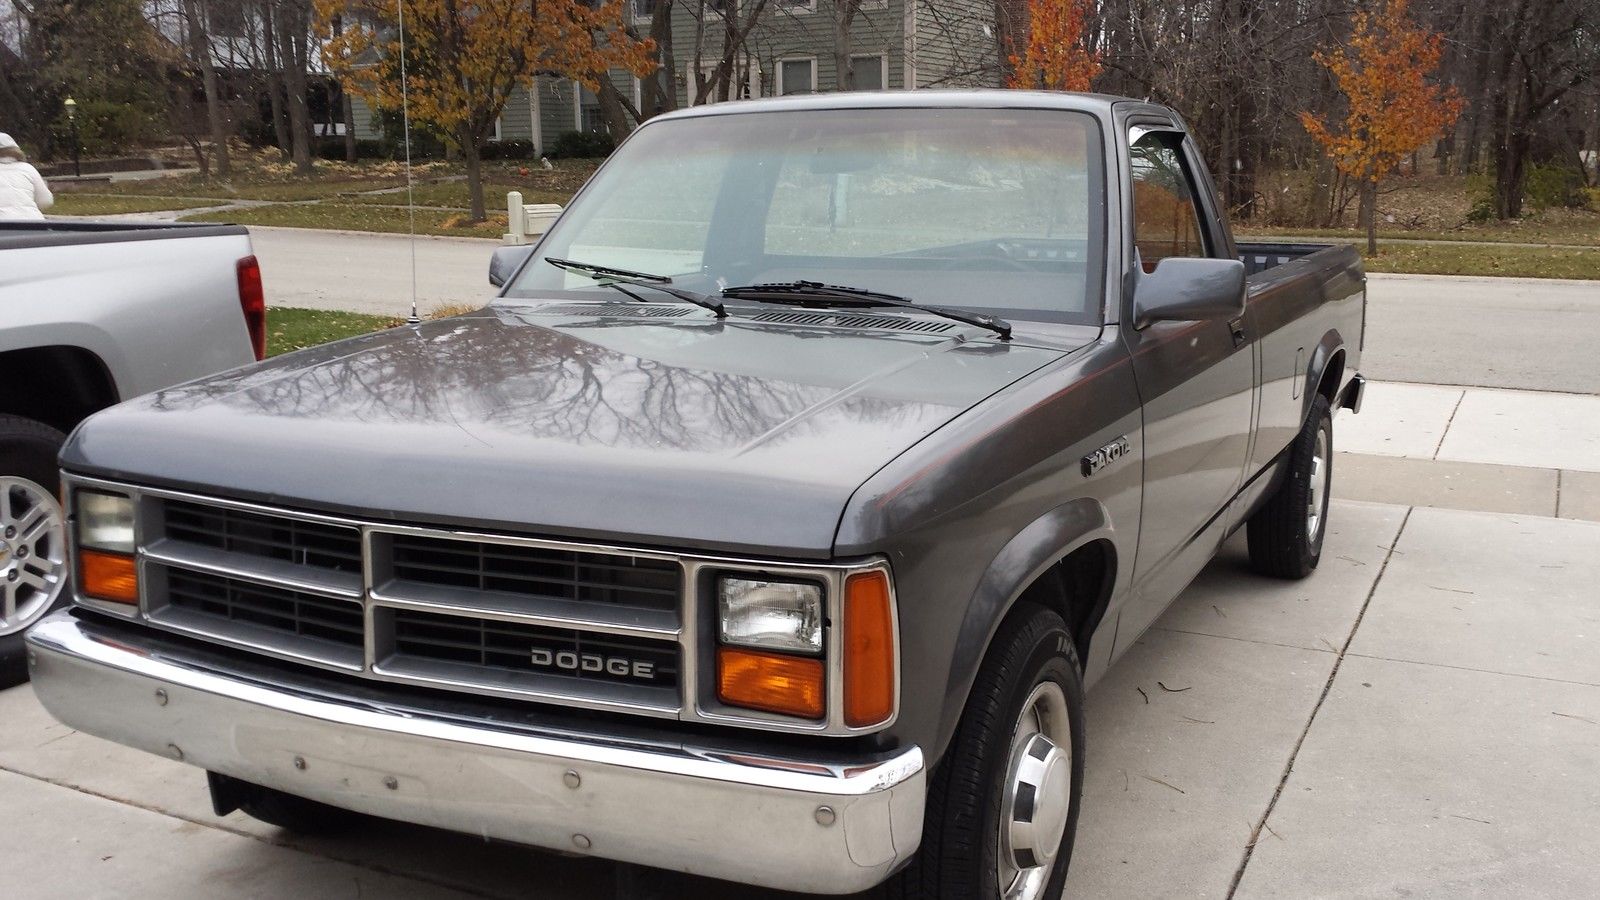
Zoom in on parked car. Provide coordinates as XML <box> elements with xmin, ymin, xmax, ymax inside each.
<box><xmin>0</xmin><ymin>220</ymin><xmax>263</xmax><ymax>686</ymax></box>
<box><xmin>27</xmin><ymin>93</ymin><xmax>1364</xmax><ymax>897</ymax></box>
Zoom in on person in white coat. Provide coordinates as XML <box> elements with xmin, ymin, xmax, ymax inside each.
<box><xmin>0</xmin><ymin>133</ymin><xmax>54</xmax><ymax>220</ymax></box>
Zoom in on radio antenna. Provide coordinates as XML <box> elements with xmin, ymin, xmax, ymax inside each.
<box><xmin>397</xmin><ymin>0</ymin><xmax>420</xmax><ymax>326</ymax></box>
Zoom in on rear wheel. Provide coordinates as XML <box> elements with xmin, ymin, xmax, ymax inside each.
<box><xmin>1247</xmin><ymin>394</ymin><xmax>1333</xmax><ymax>579</ymax></box>
<box><xmin>885</xmin><ymin>605</ymin><xmax>1085</xmax><ymax>900</ymax></box>
<box><xmin>0</xmin><ymin>416</ymin><xmax>69</xmax><ymax>689</ymax></box>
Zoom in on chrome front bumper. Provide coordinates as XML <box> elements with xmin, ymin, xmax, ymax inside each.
<box><xmin>25</xmin><ymin>613</ymin><xmax>925</xmax><ymax>894</ymax></box>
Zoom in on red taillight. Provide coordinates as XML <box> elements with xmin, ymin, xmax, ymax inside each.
<box><xmin>236</xmin><ymin>255</ymin><xmax>266</xmax><ymax>360</ymax></box>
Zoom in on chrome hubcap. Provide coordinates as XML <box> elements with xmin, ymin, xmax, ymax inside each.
<box><xmin>0</xmin><ymin>476</ymin><xmax>66</xmax><ymax>637</ymax></box>
<box><xmin>998</xmin><ymin>682</ymin><xmax>1073</xmax><ymax>900</ymax></box>
<box><xmin>1307</xmin><ymin>428</ymin><xmax>1329</xmax><ymax>541</ymax></box>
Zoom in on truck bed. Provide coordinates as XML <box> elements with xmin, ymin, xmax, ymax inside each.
<box><xmin>1236</xmin><ymin>241</ymin><xmax>1348</xmax><ymax>278</ymax></box>
<box><xmin>0</xmin><ymin>220</ymin><xmax>247</xmax><ymax>251</ymax></box>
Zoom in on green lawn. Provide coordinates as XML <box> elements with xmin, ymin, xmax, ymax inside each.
<box><xmin>183</xmin><ymin>202</ymin><xmax>506</xmax><ymax>239</ymax></box>
<box><xmin>1361</xmin><ymin>243</ymin><xmax>1600</xmax><ymax>279</ymax></box>
<box><xmin>267</xmin><ymin>308</ymin><xmax>402</xmax><ymax>356</ymax></box>
<box><xmin>346</xmin><ymin>179</ymin><xmax>572</xmax><ymax>210</ymax></box>
<box><xmin>1236</xmin><ymin>220</ymin><xmax>1600</xmax><ymax>248</ymax></box>
<box><xmin>49</xmin><ymin>194</ymin><xmax>226</xmax><ymax>215</ymax></box>
<box><xmin>104</xmin><ymin>173</ymin><xmax>410</xmax><ymax>202</ymax></box>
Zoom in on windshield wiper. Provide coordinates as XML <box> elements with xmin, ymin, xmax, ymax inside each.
<box><xmin>545</xmin><ymin>257</ymin><xmax>726</xmax><ymax>318</ymax></box>
<box><xmin>721</xmin><ymin>280</ymin><xmax>1011</xmax><ymax>340</ymax></box>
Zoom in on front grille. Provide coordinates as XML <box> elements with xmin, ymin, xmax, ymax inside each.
<box><xmin>388</xmin><ymin>608</ymin><xmax>679</xmax><ymax>690</ymax></box>
<box><xmin>391</xmin><ymin>534</ymin><xmax>680</xmax><ymax>614</ymax></box>
<box><xmin>132</xmin><ymin>492</ymin><xmax>687</xmax><ymax>713</ymax></box>
<box><xmin>166</xmin><ymin>569</ymin><xmax>364</xmax><ymax>647</ymax></box>
<box><xmin>162</xmin><ymin>499</ymin><xmax>361</xmax><ymax>574</ymax></box>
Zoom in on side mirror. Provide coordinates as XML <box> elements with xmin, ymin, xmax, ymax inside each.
<box><xmin>1132</xmin><ymin>257</ymin><xmax>1246</xmax><ymax>329</ymax></box>
<box><xmin>489</xmin><ymin>244</ymin><xmax>536</xmax><ymax>288</ymax></box>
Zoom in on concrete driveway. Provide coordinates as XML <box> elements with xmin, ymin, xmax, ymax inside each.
<box><xmin>4</xmin><ymin>497</ymin><xmax>1597</xmax><ymax>899</ymax></box>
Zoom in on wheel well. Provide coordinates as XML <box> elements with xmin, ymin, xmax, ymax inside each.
<box><xmin>1012</xmin><ymin>539</ymin><xmax>1116</xmax><ymax>669</ymax></box>
<box><xmin>0</xmin><ymin>346</ymin><xmax>119</xmax><ymax>435</ymax></box>
<box><xmin>1316</xmin><ymin>348</ymin><xmax>1345</xmax><ymax>405</ymax></box>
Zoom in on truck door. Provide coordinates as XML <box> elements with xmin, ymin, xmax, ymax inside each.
<box><xmin>1120</xmin><ymin>129</ymin><xmax>1256</xmax><ymax>640</ymax></box>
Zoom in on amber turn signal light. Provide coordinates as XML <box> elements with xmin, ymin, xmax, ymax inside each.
<box><xmin>843</xmin><ymin>570</ymin><xmax>895</xmax><ymax>727</ymax></box>
<box><xmin>80</xmin><ymin>549</ymin><xmax>138</xmax><ymax>604</ymax></box>
<box><xmin>717</xmin><ymin>647</ymin><xmax>825</xmax><ymax>719</ymax></box>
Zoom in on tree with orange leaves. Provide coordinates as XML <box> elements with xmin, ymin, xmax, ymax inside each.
<box><xmin>1007</xmin><ymin>0</ymin><xmax>1100</xmax><ymax>92</ymax></box>
<box><xmin>1301</xmin><ymin>0</ymin><xmax>1462</xmax><ymax>254</ymax></box>
<box><xmin>316</xmin><ymin>0</ymin><xmax>655</xmax><ymax>222</ymax></box>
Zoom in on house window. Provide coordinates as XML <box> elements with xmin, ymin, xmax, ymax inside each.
<box><xmin>490</xmin><ymin>116</ymin><xmax>503</xmax><ymax>142</ymax></box>
<box><xmin>779</xmin><ymin>58</ymin><xmax>816</xmax><ymax>95</ymax></box>
<box><xmin>850</xmin><ymin>54</ymin><xmax>887</xmax><ymax>91</ymax></box>
<box><xmin>773</xmin><ymin>0</ymin><xmax>816</xmax><ymax>12</ymax></box>
<box><xmin>580</xmin><ymin>84</ymin><xmax>605</xmax><ymax>133</ymax></box>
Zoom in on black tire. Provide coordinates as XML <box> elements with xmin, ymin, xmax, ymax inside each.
<box><xmin>884</xmin><ymin>605</ymin><xmax>1086</xmax><ymax>900</ymax></box>
<box><xmin>0</xmin><ymin>415</ymin><xmax>69</xmax><ymax>689</ymax></box>
<box><xmin>1247</xmin><ymin>394</ymin><xmax>1333</xmax><ymax>579</ymax></box>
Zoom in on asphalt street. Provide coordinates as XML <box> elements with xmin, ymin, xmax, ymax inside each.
<box><xmin>250</xmin><ymin>227</ymin><xmax>1600</xmax><ymax>394</ymax></box>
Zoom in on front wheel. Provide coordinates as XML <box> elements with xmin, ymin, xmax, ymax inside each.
<box><xmin>1247</xmin><ymin>394</ymin><xmax>1333</xmax><ymax>579</ymax></box>
<box><xmin>885</xmin><ymin>606</ymin><xmax>1085</xmax><ymax>900</ymax></box>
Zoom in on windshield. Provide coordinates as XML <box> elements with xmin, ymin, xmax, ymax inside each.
<box><xmin>505</xmin><ymin>107</ymin><xmax>1106</xmax><ymax>325</ymax></box>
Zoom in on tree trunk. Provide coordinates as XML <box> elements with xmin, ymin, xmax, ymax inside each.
<box><xmin>1308</xmin><ymin>159</ymin><xmax>1333</xmax><ymax>229</ymax></box>
<box><xmin>340</xmin><ymin>86</ymin><xmax>357</xmax><ymax>161</ymax></box>
<box><xmin>463</xmin><ymin>135</ymin><xmax>487</xmax><ymax>222</ymax></box>
<box><xmin>833</xmin><ymin>0</ymin><xmax>861</xmax><ymax>92</ymax></box>
<box><xmin>182</xmin><ymin>0</ymin><xmax>230</xmax><ymax>177</ymax></box>
<box><xmin>276</xmin><ymin>0</ymin><xmax>314</xmax><ymax>175</ymax></box>
<box><xmin>644</xmin><ymin>1</ymin><xmax>676</xmax><ymax>117</ymax></box>
<box><xmin>1360</xmin><ymin>180</ymin><xmax>1378</xmax><ymax>256</ymax></box>
<box><xmin>1495</xmin><ymin>128</ymin><xmax>1530</xmax><ymax>219</ymax></box>
<box><xmin>261</xmin><ymin>1</ymin><xmax>291</xmax><ymax>159</ymax></box>
<box><xmin>333</xmin><ymin>13</ymin><xmax>357</xmax><ymax>161</ymax></box>
<box><xmin>595</xmin><ymin>79</ymin><xmax>634</xmax><ymax>142</ymax></box>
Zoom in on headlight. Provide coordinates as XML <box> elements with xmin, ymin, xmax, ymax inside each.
<box><xmin>77</xmin><ymin>491</ymin><xmax>135</xmax><ymax>552</ymax></box>
<box><xmin>717</xmin><ymin>577</ymin><xmax>823</xmax><ymax>655</ymax></box>
<box><xmin>74</xmin><ymin>490</ymin><xmax>139</xmax><ymax>605</ymax></box>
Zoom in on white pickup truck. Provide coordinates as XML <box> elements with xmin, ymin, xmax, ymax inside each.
<box><xmin>0</xmin><ymin>220</ymin><xmax>264</xmax><ymax>684</ymax></box>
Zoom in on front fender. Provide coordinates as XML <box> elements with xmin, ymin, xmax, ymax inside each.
<box><xmin>935</xmin><ymin>496</ymin><xmax>1118</xmax><ymax>757</ymax></box>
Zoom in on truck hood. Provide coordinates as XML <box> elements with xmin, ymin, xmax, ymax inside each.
<box><xmin>63</xmin><ymin>303</ymin><xmax>1076</xmax><ymax>557</ymax></box>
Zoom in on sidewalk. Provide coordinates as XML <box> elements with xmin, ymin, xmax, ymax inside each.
<box><xmin>1336</xmin><ymin>381</ymin><xmax>1600</xmax><ymax>521</ymax></box>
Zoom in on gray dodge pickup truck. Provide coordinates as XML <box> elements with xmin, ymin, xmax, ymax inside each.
<box><xmin>27</xmin><ymin>92</ymin><xmax>1364</xmax><ymax>898</ymax></box>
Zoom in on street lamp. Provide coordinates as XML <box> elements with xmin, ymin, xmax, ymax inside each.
<box><xmin>63</xmin><ymin>97</ymin><xmax>80</xmax><ymax>178</ymax></box>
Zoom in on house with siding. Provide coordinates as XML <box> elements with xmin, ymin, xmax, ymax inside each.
<box><xmin>350</xmin><ymin>0</ymin><xmax>1002</xmax><ymax>154</ymax></box>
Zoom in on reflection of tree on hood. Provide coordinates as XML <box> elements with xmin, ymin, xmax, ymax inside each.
<box><xmin>147</xmin><ymin>314</ymin><xmax>923</xmax><ymax>454</ymax></box>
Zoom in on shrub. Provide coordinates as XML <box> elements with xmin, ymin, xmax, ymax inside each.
<box><xmin>371</xmin><ymin>108</ymin><xmax>447</xmax><ymax>159</ymax></box>
<box><xmin>549</xmin><ymin>130</ymin><xmax>614</xmax><ymax>159</ymax></box>
<box><xmin>315</xmin><ymin>137</ymin><xmax>388</xmax><ymax>160</ymax></box>
<box><xmin>480</xmin><ymin>140</ymin><xmax>536</xmax><ymax>160</ymax></box>
<box><xmin>51</xmin><ymin>97</ymin><xmax>162</xmax><ymax>158</ymax></box>
<box><xmin>1526</xmin><ymin>164</ymin><xmax>1589</xmax><ymax>211</ymax></box>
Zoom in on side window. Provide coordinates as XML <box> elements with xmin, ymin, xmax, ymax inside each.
<box><xmin>1130</xmin><ymin>132</ymin><xmax>1210</xmax><ymax>274</ymax></box>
